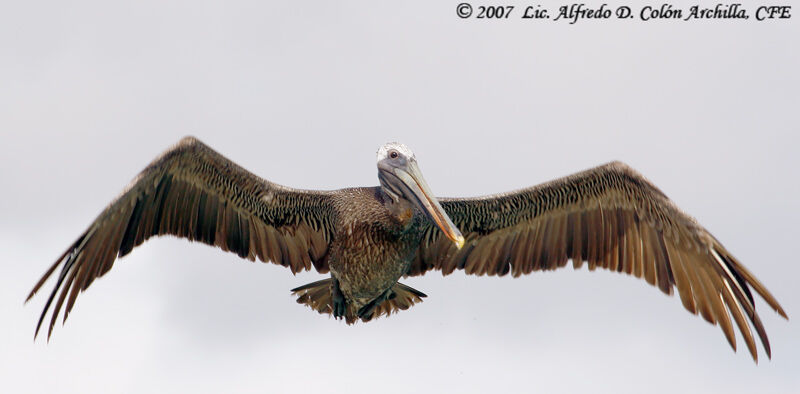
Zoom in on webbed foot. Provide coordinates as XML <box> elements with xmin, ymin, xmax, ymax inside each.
<box><xmin>357</xmin><ymin>288</ymin><xmax>394</xmax><ymax>321</ymax></box>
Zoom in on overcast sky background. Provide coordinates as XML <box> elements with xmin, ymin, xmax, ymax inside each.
<box><xmin>1</xmin><ymin>1</ymin><xmax>797</xmax><ymax>393</ymax></box>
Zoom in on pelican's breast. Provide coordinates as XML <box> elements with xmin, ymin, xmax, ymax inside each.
<box><xmin>328</xmin><ymin>187</ymin><xmax>423</xmax><ymax>305</ymax></box>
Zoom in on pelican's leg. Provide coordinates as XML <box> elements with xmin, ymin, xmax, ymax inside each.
<box><xmin>331</xmin><ymin>278</ymin><xmax>346</xmax><ymax>319</ymax></box>
<box><xmin>357</xmin><ymin>288</ymin><xmax>394</xmax><ymax>321</ymax></box>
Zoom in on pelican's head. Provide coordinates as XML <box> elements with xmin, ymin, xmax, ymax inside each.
<box><xmin>377</xmin><ymin>142</ymin><xmax>464</xmax><ymax>249</ymax></box>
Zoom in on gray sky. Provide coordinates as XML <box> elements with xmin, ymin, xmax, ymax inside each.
<box><xmin>1</xmin><ymin>1</ymin><xmax>797</xmax><ymax>393</ymax></box>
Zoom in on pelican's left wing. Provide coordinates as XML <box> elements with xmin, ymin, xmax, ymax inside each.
<box><xmin>409</xmin><ymin>161</ymin><xmax>786</xmax><ymax>362</ymax></box>
<box><xmin>27</xmin><ymin>137</ymin><xmax>337</xmax><ymax>339</ymax></box>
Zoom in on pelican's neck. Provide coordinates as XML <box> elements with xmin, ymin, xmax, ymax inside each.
<box><xmin>379</xmin><ymin>187</ymin><xmax>415</xmax><ymax>226</ymax></box>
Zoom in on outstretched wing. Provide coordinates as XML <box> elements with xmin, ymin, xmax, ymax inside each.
<box><xmin>409</xmin><ymin>161</ymin><xmax>786</xmax><ymax>361</ymax></box>
<box><xmin>27</xmin><ymin>136</ymin><xmax>337</xmax><ymax>339</ymax></box>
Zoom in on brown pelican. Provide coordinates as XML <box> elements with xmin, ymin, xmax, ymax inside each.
<box><xmin>27</xmin><ymin>137</ymin><xmax>786</xmax><ymax>362</ymax></box>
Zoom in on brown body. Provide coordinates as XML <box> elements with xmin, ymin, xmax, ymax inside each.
<box><xmin>327</xmin><ymin>188</ymin><xmax>422</xmax><ymax>315</ymax></box>
<box><xmin>27</xmin><ymin>137</ymin><xmax>786</xmax><ymax>363</ymax></box>
<box><xmin>328</xmin><ymin>187</ymin><xmax>421</xmax><ymax>309</ymax></box>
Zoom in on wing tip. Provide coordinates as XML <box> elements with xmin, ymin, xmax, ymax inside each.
<box><xmin>775</xmin><ymin>306</ymin><xmax>788</xmax><ymax>320</ymax></box>
<box><xmin>25</xmin><ymin>289</ymin><xmax>37</xmax><ymax>304</ymax></box>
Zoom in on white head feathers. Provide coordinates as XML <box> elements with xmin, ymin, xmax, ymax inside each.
<box><xmin>376</xmin><ymin>142</ymin><xmax>415</xmax><ymax>162</ymax></box>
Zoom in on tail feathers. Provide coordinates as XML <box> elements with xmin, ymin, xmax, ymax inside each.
<box><xmin>291</xmin><ymin>279</ymin><xmax>426</xmax><ymax>324</ymax></box>
<box><xmin>291</xmin><ymin>279</ymin><xmax>333</xmax><ymax>315</ymax></box>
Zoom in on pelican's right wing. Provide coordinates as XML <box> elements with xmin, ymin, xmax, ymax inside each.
<box><xmin>410</xmin><ymin>161</ymin><xmax>786</xmax><ymax>362</ymax></box>
<box><xmin>27</xmin><ymin>136</ymin><xmax>337</xmax><ymax>339</ymax></box>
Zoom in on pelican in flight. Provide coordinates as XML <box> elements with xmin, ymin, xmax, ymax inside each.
<box><xmin>28</xmin><ymin>137</ymin><xmax>786</xmax><ymax>361</ymax></box>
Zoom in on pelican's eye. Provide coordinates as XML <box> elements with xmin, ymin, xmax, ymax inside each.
<box><xmin>390</xmin><ymin>151</ymin><xmax>398</xmax><ymax>159</ymax></box>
